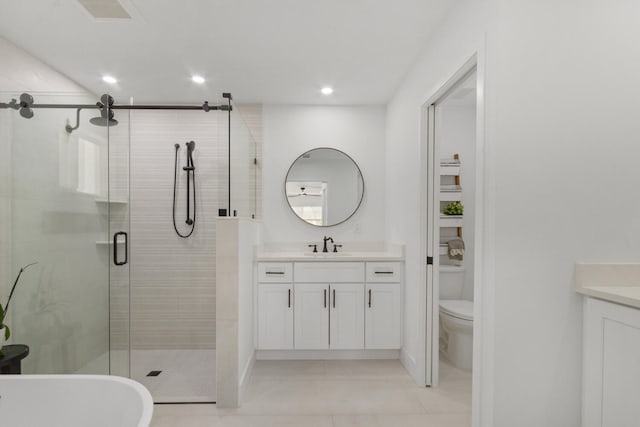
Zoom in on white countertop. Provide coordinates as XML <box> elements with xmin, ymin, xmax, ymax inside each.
<box><xmin>256</xmin><ymin>251</ymin><xmax>404</xmax><ymax>262</ymax></box>
<box><xmin>575</xmin><ymin>263</ymin><xmax>640</xmax><ymax>309</ymax></box>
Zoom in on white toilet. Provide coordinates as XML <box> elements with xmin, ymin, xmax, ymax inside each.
<box><xmin>439</xmin><ymin>266</ymin><xmax>473</xmax><ymax>370</ymax></box>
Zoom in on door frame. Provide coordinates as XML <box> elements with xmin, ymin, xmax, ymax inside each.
<box><xmin>418</xmin><ymin>50</ymin><xmax>491</xmax><ymax>426</ymax></box>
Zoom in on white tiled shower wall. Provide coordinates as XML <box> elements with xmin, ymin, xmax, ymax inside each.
<box><xmin>126</xmin><ymin>106</ymin><xmax>260</xmax><ymax>351</ymax></box>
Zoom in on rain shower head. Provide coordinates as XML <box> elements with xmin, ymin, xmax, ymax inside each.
<box><xmin>89</xmin><ymin>113</ymin><xmax>118</xmax><ymax>127</ymax></box>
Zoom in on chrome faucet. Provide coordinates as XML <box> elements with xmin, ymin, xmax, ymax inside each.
<box><xmin>322</xmin><ymin>236</ymin><xmax>334</xmax><ymax>253</ymax></box>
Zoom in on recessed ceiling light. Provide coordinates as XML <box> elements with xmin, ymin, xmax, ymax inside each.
<box><xmin>191</xmin><ymin>75</ymin><xmax>206</xmax><ymax>84</ymax></box>
<box><xmin>102</xmin><ymin>75</ymin><xmax>118</xmax><ymax>84</ymax></box>
<box><xmin>321</xmin><ymin>87</ymin><xmax>334</xmax><ymax>95</ymax></box>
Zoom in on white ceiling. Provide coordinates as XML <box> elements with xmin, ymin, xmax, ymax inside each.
<box><xmin>0</xmin><ymin>0</ymin><xmax>455</xmax><ymax>104</ymax></box>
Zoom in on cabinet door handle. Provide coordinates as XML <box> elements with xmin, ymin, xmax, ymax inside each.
<box><xmin>374</xmin><ymin>271</ymin><xmax>393</xmax><ymax>275</ymax></box>
<box><xmin>288</xmin><ymin>289</ymin><xmax>291</xmax><ymax>308</ymax></box>
<box><xmin>368</xmin><ymin>289</ymin><xmax>372</xmax><ymax>308</ymax></box>
<box><xmin>333</xmin><ymin>289</ymin><xmax>336</xmax><ymax>308</ymax></box>
<box><xmin>265</xmin><ymin>271</ymin><xmax>285</xmax><ymax>275</ymax></box>
<box><xmin>324</xmin><ymin>289</ymin><xmax>327</xmax><ymax>308</ymax></box>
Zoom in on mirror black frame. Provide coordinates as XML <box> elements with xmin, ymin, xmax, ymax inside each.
<box><xmin>284</xmin><ymin>147</ymin><xmax>365</xmax><ymax>227</ymax></box>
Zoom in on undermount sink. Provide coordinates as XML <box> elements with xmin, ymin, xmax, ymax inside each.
<box><xmin>304</xmin><ymin>252</ymin><xmax>352</xmax><ymax>257</ymax></box>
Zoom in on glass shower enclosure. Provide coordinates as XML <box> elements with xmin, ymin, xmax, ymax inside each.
<box><xmin>0</xmin><ymin>91</ymin><xmax>257</xmax><ymax>404</ymax></box>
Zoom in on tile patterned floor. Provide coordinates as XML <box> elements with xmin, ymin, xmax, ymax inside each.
<box><xmin>150</xmin><ymin>359</ymin><xmax>471</xmax><ymax>427</ymax></box>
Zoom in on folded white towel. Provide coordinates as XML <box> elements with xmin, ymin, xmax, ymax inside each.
<box><xmin>447</xmin><ymin>238</ymin><xmax>465</xmax><ymax>261</ymax></box>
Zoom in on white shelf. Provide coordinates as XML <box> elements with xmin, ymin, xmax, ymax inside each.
<box><xmin>439</xmin><ymin>244</ymin><xmax>448</xmax><ymax>256</ymax></box>
<box><xmin>440</xmin><ymin>214</ymin><xmax>463</xmax><ymax>227</ymax></box>
<box><xmin>440</xmin><ymin>192</ymin><xmax>462</xmax><ymax>202</ymax></box>
<box><xmin>440</xmin><ymin>265</ymin><xmax>465</xmax><ymax>273</ymax></box>
<box><xmin>95</xmin><ymin>198</ymin><xmax>128</xmax><ymax>205</ymax></box>
<box><xmin>440</xmin><ymin>164</ymin><xmax>461</xmax><ymax>176</ymax></box>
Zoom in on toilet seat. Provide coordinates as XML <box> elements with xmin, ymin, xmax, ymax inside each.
<box><xmin>439</xmin><ymin>299</ymin><xmax>473</xmax><ymax>321</ymax></box>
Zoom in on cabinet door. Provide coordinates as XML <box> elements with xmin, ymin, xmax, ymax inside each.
<box><xmin>294</xmin><ymin>283</ymin><xmax>329</xmax><ymax>349</ymax></box>
<box><xmin>365</xmin><ymin>283</ymin><xmax>402</xmax><ymax>349</ymax></box>
<box><xmin>258</xmin><ymin>283</ymin><xmax>293</xmax><ymax>349</ymax></box>
<box><xmin>583</xmin><ymin>297</ymin><xmax>640</xmax><ymax>427</ymax></box>
<box><xmin>330</xmin><ymin>284</ymin><xmax>365</xmax><ymax>350</ymax></box>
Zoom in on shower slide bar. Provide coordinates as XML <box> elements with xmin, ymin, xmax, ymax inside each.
<box><xmin>0</xmin><ymin>92</ymin><xmax>232</xmax><ymax>120</ymax></box>
<box><xmin>2</xmin><ymin>92</ymin><xmax>236</xmax><ymax>216</ymax></box>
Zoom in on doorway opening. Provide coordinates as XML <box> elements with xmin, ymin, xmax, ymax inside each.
<box><xmin>420</xmin><ymin>56</ymin><xmax>485</xmax><ymax>420</ymax></box>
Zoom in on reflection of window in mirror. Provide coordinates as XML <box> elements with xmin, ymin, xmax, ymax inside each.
<box><xmin>286</xmin><ymin>181</ymin><xmax>328</xmax><ymax>226</ymax></box>
<box><xmin>77</xmin><ymin>138</ymin><xmax>101</xmax><ymax>196</ymax></box>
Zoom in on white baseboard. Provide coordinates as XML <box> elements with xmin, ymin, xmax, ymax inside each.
<box><xmin>239</xmin><ymin>349</ymin><xmax>256</xmax><ymax>403</ymax></box>
<box><xmin>401</xmin><ymin>347</ymin><xmax>421</xmax><ymax>385</ymax></box>
<box><xmin>256</xmin><ymin>349</ymin><xmax>400</xmax><ymax>360</ymax></box>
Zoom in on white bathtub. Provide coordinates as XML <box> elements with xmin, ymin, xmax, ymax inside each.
<box><xmin>0</xmin><ymin>375</ymin><xmax>153</xmax><ymax>427</ymax></box>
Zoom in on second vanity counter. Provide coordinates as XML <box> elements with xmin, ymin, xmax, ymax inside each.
<box><xmin>575</xmin><ymin>263</ymin><xmax>640</xmax><ymax>309</ymax></box>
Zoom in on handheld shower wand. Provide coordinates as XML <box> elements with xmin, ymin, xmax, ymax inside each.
<box><xmin>173</xmin><ymin>141</ymin><xmax>197</xmax><ymax>238</ymax></box>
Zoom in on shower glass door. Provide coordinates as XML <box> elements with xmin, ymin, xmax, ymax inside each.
<box><xmin>125</xmin><ymin>107</ymin><xmax>221</xmax><ymax>403</ymax></box>
<box><xmin>107</xmin><ymin>105</ymin><xmax>131</xmax><ymax>378</ymax></box>
<box><xmin>1</xmin><ymin>93</ymin><xmax>117</xmax><ymax>375</ymax></box>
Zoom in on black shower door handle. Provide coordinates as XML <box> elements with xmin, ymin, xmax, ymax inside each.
<box><xmin>113</xmin><ymin>231</ymin><xmax>128</xmax><ymax>266</ymax></box>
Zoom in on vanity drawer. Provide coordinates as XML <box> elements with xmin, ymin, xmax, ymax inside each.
<box><xmin>366</xmin><ymin>262</ymin><xmax>402</xmax><ymax>283</ymax></box>
<box><xmin>258</xmin><ymin>263</ymin><xmax>293</xmax><ymax>283</ymax></box>
<box><xmin>294</xmin><ymin>262</ymin><xmax>365</xmax><ymax>283</ymax></box>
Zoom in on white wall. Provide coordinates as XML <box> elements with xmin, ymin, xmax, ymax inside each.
<box><xmin>262</xmin><ymin>105</ymin><xmax>386</xmax><ymax>245</ymax></box>
<box><xmin>387</xmin><ymin>1</ymin><xmax>640</xmax><ymax>426</ymax></box>
<box><xmin>385</xmin><ymin>0</ymin><xmax>488</xmax><ymax>397</ymax></box>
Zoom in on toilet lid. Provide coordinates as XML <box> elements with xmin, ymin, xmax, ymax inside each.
<box><xmin>439</xmin><ymin>299</ymin><xmax>474</xmax><ymax>321</ymax></box>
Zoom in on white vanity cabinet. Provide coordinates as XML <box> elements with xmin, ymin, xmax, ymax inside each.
<box><xmin>256</xmin><ymin>259</ymin><xmax>402</xmax><ymax>354</ymax></box>
<box><xmin>583</xmin><ymin>297</ymin><xmax>640</xmax><ymax>427</ymax></box>
<box><xmin>257</xmin><ymin>263</ymin><xmax>293</xmax><ymax>349</ymax></box>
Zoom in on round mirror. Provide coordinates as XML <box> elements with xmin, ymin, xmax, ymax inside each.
<box><xmin>285</xmin><ymin>148</ymin><xmax>364</xmax><ymax>227</ymax></box>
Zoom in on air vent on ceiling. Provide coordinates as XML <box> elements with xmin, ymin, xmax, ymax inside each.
<box><xmin>77</xmin><ymin>0</ymin><xmax>132</xmax><ymax>19</ymax></box>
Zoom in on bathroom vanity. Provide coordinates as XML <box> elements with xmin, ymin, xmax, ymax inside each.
<box><xmin>255</xmin><ymin>249</ymin><xmax>403</xmax><ymax>358</ymax></box>
<box><xmin>576</xmin><ymin>263</ymin><xmax>640</xmax><ymax>427</ymax></box>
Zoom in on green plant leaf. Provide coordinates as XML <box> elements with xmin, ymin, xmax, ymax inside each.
<box><xmin>4</xmin><ymin>324</ymin><xmax>9</xmax><ymax>340</ymax></box>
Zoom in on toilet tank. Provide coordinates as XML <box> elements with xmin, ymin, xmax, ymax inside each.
<box><xmin>439</xmin><ymin>266</ymin><xmax>465</xmax><ymax>299</ymax></box>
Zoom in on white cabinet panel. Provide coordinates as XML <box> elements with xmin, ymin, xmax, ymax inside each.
<box><xmin>294</xmin><ymin>283</ymin><xmax>329</xmax><ymax>349</ymax></box>
<box><xmin>365</xmin><ymin>262</ymin><xmax>402</xmax><ymax>283</ymax></box>
<box><xmin>258</xmin><ymin>262</ymin><xmax>293</xmax><ymax>283</ymax></box>
<box><xmin>365</xmin><ymin>283</ymin><xmax>402</xmax><ymax>349</ymax></box>
<box><xmin>330</xmin><ymin>284</ymin><xmax>365</xmax><ymax>350</ymax></box>
<box><xmin>294</xmin><ymin>262</ymin><xmax>364</xmax><ymax>283</ymax></box>
<box><xmin>583</xmin><ymin>297</ymin><xmax>640</xmax><ymax>427</ymax></box>
<box><xmin>602</xmin><ymin>319</ymin><xmax>640</xmax><ymax>427</ymax></box>
<box><xmin>258</xmin><ymin>283</ymin><xmax>293</xmax><ymax>349</ymax></box>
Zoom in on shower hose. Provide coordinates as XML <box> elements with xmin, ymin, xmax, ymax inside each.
<box><xmin>173</xmin><ymin>143</ymin><xmax>196</xmax><ymax>238</ymax></box>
